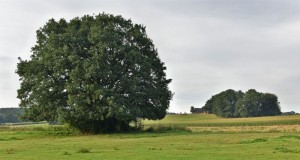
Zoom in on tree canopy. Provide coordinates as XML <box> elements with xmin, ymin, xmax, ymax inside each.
<box><xmin>203</xmin><ymin>89</ymin><xmax>281</xmax><ymax>118</ymax></box>
<box><xmin>16</xmin><ymin>13</ymin><xmax>172</xmax><ymax>133</ymax></box>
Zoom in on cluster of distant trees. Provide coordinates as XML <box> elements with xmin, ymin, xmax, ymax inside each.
<box><xmin>202</xmin><ymin>89</ymin><xmax>282</xmax><ymax>118</ymax></box>
<box><xmin>281</xmin><ymin>111</ymin><xmax>299</xmax><ymax>115</ymax></box>
<box><xmin>0</xmin><ymin>108</ymin><xmax>24</xmax><ymax>124</ymax></box>
<box><xmin>190</xmin><ymin>107</ymin><xmax>205</xmax><ymax>114</ymax></box>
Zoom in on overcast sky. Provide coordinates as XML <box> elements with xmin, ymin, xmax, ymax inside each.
<box><xmin>1</xmin><ymin>0</ymin><xmax>300</xmax><ymax>113</ymax></box>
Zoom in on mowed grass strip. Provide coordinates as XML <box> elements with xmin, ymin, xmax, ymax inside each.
<box><xmin>144</xmin><ymin>114</ymin><xmax>300</xmax><ymax>127</ymax></box>
<box><xmin>189</xmin><ymin>125</ymin><xmax>300</xmax><ymax>133</ymax></box>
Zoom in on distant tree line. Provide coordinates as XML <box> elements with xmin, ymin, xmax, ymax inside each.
<box><xmin>190</xmin><ymin>106</ymin><xmax>205</xmax><ymax>114</ymax></box>
<box><xmin>0</xmin><ymin>108</ymin><xmax>24</xmax><ymax>124</ymax></box>
<box><xmin>202</xmin><ymin>89</ymin><xmax>281</xmax><ymax>118</ymax></box>
<box><xmin>281</xmin><ymin>111</ymin><xmax>299</xmax><ymax>115</ymax></box>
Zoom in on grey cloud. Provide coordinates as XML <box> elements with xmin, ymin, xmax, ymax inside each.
<box><xmin>0</xmin><ymin>56</ymin><xmax>14</xmax><ymax>62</ymax></box>
<box><xmin>1</xmin><ymin>0</ymin><xmax>300</xmax><ymax>112</ymax></box>
<box><xmin>0</xmin><ymin>56</ymin><xmax>18</xmax><ymax>67</ymax></box>
<box><xmin>154</xmin><ymin>0</ymin><xmax>300</xmax><ymax>23</ymax></box>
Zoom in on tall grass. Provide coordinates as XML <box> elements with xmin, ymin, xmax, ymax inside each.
<box><xmin>0</xmin><ymin>124</ymin><xmax>79</xmax><ymax>136</ymax></box>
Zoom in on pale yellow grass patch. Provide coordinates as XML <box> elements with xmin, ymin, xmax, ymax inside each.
<box><xmin>189</xmin><ymin>125</ymin><xmax>300</xmax><ymax>133</ymax></box>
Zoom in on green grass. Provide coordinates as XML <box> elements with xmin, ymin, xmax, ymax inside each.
<box><xmin>1</xmin><ymin>131</ymin><xmax>300</xmax><ymax>159</ymax></box>
<box><xmin>1</xmin><ymin>114</ymin><xmax>300</xmax><ymax>159</ymax></box>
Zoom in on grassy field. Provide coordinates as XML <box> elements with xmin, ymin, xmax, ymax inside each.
<box><xmin>1</xmin><ymin>114</ymin><xmax>300</xmax><ymax>159</ymax></box>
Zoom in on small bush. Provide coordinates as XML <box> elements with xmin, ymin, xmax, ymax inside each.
<box><xmin>277</xmin><ymin>135</ymin><xmax>300</xmax><ymax>140</ymax></box>
<box><xmin>63</xmin><ymin>151</ymin><xmax>71</xmax><ymax>155</ymax></box>
<box><xmin>148</xmin><ymin>147</ymin><xmax>162</xmax><ymax>150</ymax></box>
<box><xmin>240</xmin><ymin>138</ymin><xmax>268</xmax><ymax>144</ymax></box>
<box><xmin>177</xmin><ymin>147</ymin><xmax>194</xmax><ymax>150</ymax></box>
<box><xmin>113</xmin><ymin>146</ymin><xmax>119</xmax><ymax>150</ymax></box>
<box><xmin>5</xmin><ymin>148</ymin><xmax>15</xmax><ymax>154</ymax></box>
<box><xmin>145</xmin><ymin>126</ymin><xmax>191</xmax><ymax>133</ymax></box>
<box><xmin>77</xmin><ymin>148</ymin><xmax>91</xmax><ymax>153</ymax></box>
<box><xmin>275</xmin><ymin>147</ymin><xmax>300</xmax><ymax>153</ymax></box>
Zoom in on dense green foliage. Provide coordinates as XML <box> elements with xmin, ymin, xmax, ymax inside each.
<box><xmin>16</xmin><ymin>13</ymin><xmax>172</xmax><ymax>133</ymax></box>
<box><xmin>0</xmin><ymin>108</ymin><xmax>23</xmax><ymax>124</ymax></box>
<box><xmin>203</xmin><ymin>89</ymin><xmax>281</xmax><ymax>118</ymax></box>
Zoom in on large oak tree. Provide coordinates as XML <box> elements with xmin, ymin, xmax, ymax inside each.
<box><xmin>16</xmin><ymin>13</ymin><xmax>172</xmax><ymax>133</ymax></box>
